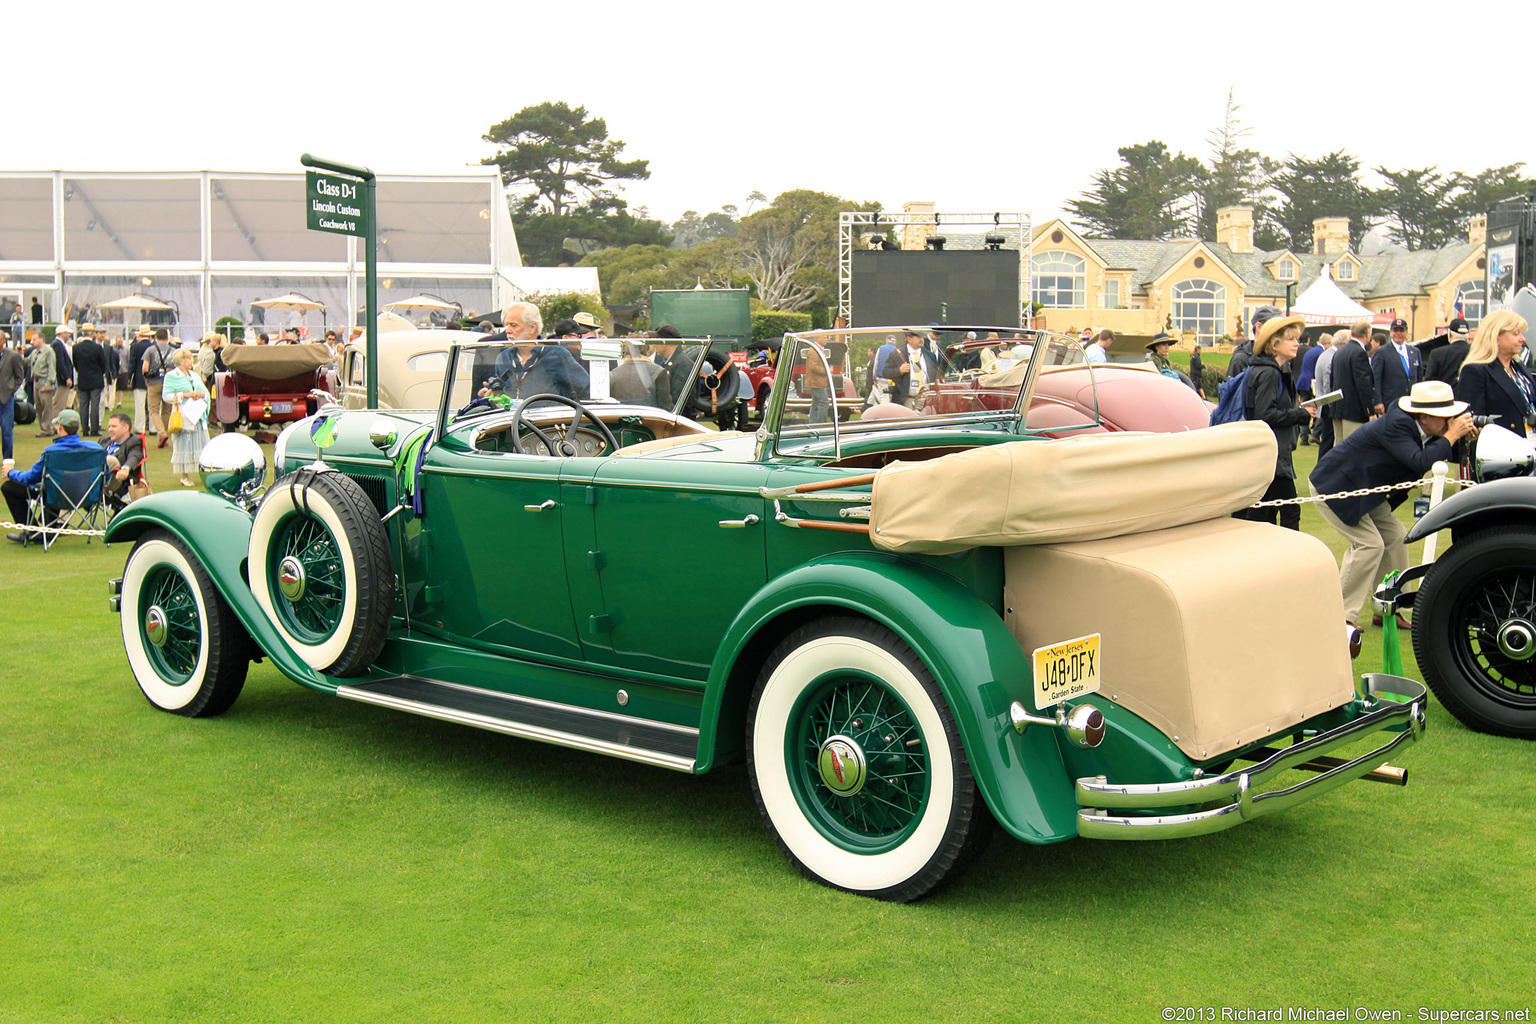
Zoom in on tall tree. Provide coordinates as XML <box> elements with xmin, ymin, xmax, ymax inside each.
<box><xmin>1067</xmin><ymin>141</ymin><xmax>1205</xmax><ymax>239</ymax></box>
<box><xmin>1374</xmin><ymin>166</ymin><xmax>1465</xmax><ymax>250</ymax></box>
<box><xmin>514</xmin><ymin>195</ymin><xmax>671</xmax><ymax>267</ymax></box>
<box><xmin>1268</xmin><ymin>151</ymin><xmax>1379</xmax><ymax>252</ymax></box>
<box><xmin>1455</xmin><ymin>163</ymin><xmax>1536</xmax><ymax>229</ymax></box>
<box><xmin>669</xmin><ymin>208</ymin><xmax>739</xmax><ymax>249</ymax></box>
<box><xmin>1197</xmin><ymin>89</ymin><xmax>1278</xmax><ymax>241</ymax></box>
<box><xmin>482</xmin><ymin>102</ymin><xmax>650</xmax><ymax>217</ymax></box>
<box><xmin>733</xmin><ymin>190</ymin><xmax>878</xmax><ymax>311</ymax></box>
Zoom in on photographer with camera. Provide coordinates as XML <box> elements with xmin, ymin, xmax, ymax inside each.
<box><xmin>1454</xmin><ymin>311</ymin><xmax>1532</xmax><ymax>435</ymax></box>
<box><xmin>1310</xmin><ymin>381</ymin><xmax>1478</xmax><ymax>630</ymax></box>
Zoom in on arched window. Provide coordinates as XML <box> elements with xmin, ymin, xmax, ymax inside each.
<box><xmin>1030</xmin><ymin>251</ymin><xmax>1086</xmax><ymax>308</ymax></box>
<box><xmin>1173</xmin><ymin>279</ymin><xmax>1226</xmax><ymax>343</ymax></box>
<box><xmin>1454</xmin><ymin>279</ymin><xmax>1485</xmax><ymax>327</ymax></box>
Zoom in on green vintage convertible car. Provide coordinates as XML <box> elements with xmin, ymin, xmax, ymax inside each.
<box><xmin>107</xmin><ymin>327</ymin><xmax>1427</xmax><ymax>901</ymax></box>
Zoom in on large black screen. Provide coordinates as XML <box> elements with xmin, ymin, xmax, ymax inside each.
<box><xmin>850</xmin><ymin>250</ymin><xmax>1021</xmax><ymax>327</ymax></box>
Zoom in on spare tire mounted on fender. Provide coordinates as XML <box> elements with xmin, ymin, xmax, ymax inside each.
<box><xmin>249</xmin><ymin>468</ymin><xmax>394</xmax><ymax>676</ymax></box>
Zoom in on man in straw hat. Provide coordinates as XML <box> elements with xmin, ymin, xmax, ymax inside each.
<box><xmin>1309</xmin><ymin>380</ymin><xmax>1477</xmax><ymax>629</ymax></box>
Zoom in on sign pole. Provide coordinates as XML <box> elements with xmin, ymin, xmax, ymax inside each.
<box><xmin>300</xmin><ymin>153</ymin><xmax>378</xmax><ymax>408</ymax></box>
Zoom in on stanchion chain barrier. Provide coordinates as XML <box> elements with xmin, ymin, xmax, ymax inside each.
<box><xmin>0</xmin><ymin>518</ymin><xmax>109</xmax><ymax>538</ymax></box>
<box><xmin>1253</xmin><ymin>474</ymin><xmax>1476</xmax><ymax>508</ymax></box>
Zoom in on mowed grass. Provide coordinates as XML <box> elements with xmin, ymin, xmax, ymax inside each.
<box><xmin>3</xmin><ymin>412</ymin><xmax>1534</xmax><ymax>1022</ymax></box>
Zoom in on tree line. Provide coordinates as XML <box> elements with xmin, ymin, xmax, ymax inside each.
<box><xmin>482</xmin><ymin>99</ymin><xmax>1532</xmax><ymax>322</ymax></box>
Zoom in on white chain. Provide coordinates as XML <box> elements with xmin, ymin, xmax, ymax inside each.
<box><xmin>1253</xmin><ymin>475</ymin><xmax>1476</xmax><ymax>508</ymax></box>
<box><xmin>0</xmin><ymin>519</ymin><xmax>108</xmax><ymax>537</ymax></box>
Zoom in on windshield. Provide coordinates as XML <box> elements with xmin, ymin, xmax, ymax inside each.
<box><xmin>764</xmin><ymin>326</ymin><xmax>1098</xmax><ymax>457</ymax></box>
<box><xmin>438</xmin><ymin>338</ymin><xmax>715</xmax><ymax>428</ymax></box>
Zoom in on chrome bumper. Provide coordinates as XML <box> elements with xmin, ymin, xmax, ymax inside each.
<box><xmin>1076</xmin><ymin>674</ymin><xmax>1426</xmax><ymax>840</ymax></box>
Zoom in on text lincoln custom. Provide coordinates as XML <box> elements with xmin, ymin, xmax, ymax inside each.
<box><xmin>108</xmin><ymin>327</ymin><xmax>1426</xmax><ymax>901</ymax></box>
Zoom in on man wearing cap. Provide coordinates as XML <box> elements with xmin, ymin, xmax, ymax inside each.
<box><xmin>127</xmin><ymin>326</ymin><xmax>154</xmax><ymax>435</ymax></box>
<box><xmin>892</xmin><ymin>329</ymin><xmax>941</xmax><ymax>407</ymax></box>
<box><xmin>3</xmin><ymin>408</ymin><xmax>104</xmax><ymax>544</ymax></box>
<box><xmin>50</xmin><ymin>324</ymin><xmax>76</xmax><ymax>426</ymax></box>
<box><xmin>71</xmin><ymin>323</ymin><xmax>108</xmax><ymax>437</ymax></box>
<box><xmin>1227</xmin><ymin>305</ymin><xmax>1282</xmax><ymax>380</ymax></box>
<box><xmin>1426</xmin><ymin>318</ymin><xmax>1473</xmax><ymax>385</ymax></box>
<box><xmin>1371</xmin><ymin>317</ymin><xmax>1423</xmax><ymax>412</ymax></box>
<box><xmin>1309</xmin><ymin>380</ymin><xmax>1477</xmax><ymax>628</ymax></box>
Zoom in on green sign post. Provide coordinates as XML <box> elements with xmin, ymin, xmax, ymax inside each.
<box><xmin>301</xmin><ymin>154</ymin><xmax>378</xmax><ymax>408</ymax></box>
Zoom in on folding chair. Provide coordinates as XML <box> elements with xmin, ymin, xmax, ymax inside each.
<box><xmin>25</xmin><ymin>446</ymin><xmax>109</xmax><ymax>551</ymax></box>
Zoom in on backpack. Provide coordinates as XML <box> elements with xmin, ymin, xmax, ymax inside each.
<box><xmin>145</xmin><ymin>341</ymin><xmax>169</xmax><ymax>379</ymax></box>
<box><xmin>1208</xmin><ymin>368</ymin><xmax>1251</xmax><ymax>426</ymax></box>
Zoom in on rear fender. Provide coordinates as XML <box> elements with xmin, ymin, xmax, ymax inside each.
<box><xmin>105</xmin><ymin>494</ymin><xmax>332</xmax><ymax>692</ymax></box>
<box><xmin>700</xmin><ymin>552</ymin><xmax>1081</xmax><ymax>844</ymax></box>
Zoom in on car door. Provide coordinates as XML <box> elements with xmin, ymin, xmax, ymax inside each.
<box><xmin>410</xmin><ymin>431</ymin><xmax>582</xmax><ymax>661</ymax></box>
<box><xmin>572</xmin><ymin>455</ymin><xmax>771</xmax><ymax>680</ymax></box>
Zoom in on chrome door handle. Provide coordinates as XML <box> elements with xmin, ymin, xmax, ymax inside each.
<box><xmin>718</xmin><ymin>514</ymin><xmax>761</xmax><ymax>528</ymax></box>
<box><xmin>524</xmin><ymin>500</ymin><xmax>557</xmax><ymax>511</ymax></box>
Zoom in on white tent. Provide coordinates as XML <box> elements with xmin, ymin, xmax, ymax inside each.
<box><xmin>1291</xmin><ymin>273</ymin><xmax>1376</xmax><ymax>326</ymax></box>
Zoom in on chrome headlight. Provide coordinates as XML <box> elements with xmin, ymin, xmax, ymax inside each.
<box><xmin>199</xmin><ymin>432</ymin><xmax>268</xmax><ymax>508</ymax></box>
<box><xmin>1474</xmin><ymin>423</ymin><xmax>1536</xmax><ymax>482</ymax></box>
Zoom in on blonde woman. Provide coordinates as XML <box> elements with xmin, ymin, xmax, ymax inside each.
<box><xmin>163</xmin><ymin>347</ymin><xmax>209</xmax><ymax>486</ymax></box>
<box><xmin>1455</xmin><ymin>311</ymin><xmax>1532</xmax><ymax>435</ymax></box>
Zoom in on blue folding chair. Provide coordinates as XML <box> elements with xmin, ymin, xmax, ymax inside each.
<box><xmin>25</xmin><ymin>446</ymin><xmax>109</xmax><ymax>551</ymax></box>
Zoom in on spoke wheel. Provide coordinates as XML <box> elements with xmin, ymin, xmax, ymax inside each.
<box><xmin>748</xmin><ymin>616</ymin><xmax>990</xmax><ymax>902</ymax></box>
<box><xmin>120</xmin><ymin>529</ymin><xmax>248</xmax><ymax>717</ymax></box>
<box><xmin>1414</xmin><ymin>525</ymin><xmax>1536</xmax><ymax>737</ymax></box>
<box><xmin>250</xmin><ymin>469</ymin><xmax>394</xmax><ymax>676</ymax></box>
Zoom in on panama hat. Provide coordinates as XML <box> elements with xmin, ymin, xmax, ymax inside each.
<box><xmin>1399</xmin><ymin>380</ymin><xmax>1469</xmax><ymax>417</ymax></box>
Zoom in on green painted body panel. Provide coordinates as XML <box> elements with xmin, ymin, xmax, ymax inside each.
<box><xmin>698</xmin><ymin>552</ymin><xmax>1082</xmax><ymax>844</ymax></box>
<box><xmin>104</xmin><ymin>494</ymin><xmax>333</xmax><ymax>693</ymax></box>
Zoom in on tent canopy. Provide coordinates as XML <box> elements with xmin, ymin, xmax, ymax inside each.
<box><xmin>1291</xmin><ymin>273</ymin><xmax>1376</xmax><ymax>326</ymax></box>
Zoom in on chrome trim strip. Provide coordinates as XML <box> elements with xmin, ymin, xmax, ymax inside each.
<box><xmin>757</xmin><ymin>486</ymin><xmax>871</xmax><ymax>502</ymax></box>
<box><xmin>337</xmin><ymin>681</ymin><xmax>698</xmax><ymax>773</ymax></box>
<box><xmin>1075</xmin><ymin>676</ymin><xmax>1426</xmax><ymax>840</ymax></box>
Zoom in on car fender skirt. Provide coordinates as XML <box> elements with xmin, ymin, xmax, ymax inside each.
<box><xmin>704</xmin><ymin>552</ymin><xmax>1081</xmax><ymax>844</ymax></box>
<box><xmin>1406</xmin><ymin>477</ymin><xmax>1536</xmax><ymax>544</ymax></box>
<box><xmin>105</xmin><ymin>494</ymin><xmax>333</xmax><ymax>692</ymax></box>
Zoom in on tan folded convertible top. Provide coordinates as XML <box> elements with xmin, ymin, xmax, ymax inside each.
<box><xmin>870</xmin><ymin>421</ymin><xmax>1276</xmax><ymax>554</ymax></box>
<box><xmin>222</xmin><ymin>343</ymin><xmax>331</xmax><ymax>380</ymax></box>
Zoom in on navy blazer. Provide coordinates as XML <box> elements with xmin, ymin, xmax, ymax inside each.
<box><xmin>1330</xmin><ymin>340</ymin><xmax>1376</xmax><ymax>422</ymax></box>
<box><xmin>1456</xmin><ymin>360</ymin><xmax>1533</xmax><ymax>434</ymax></box>
<box><xmin>1309</xmin><ymin>405</ymin><xmax>1455</xmax><ymax>526</ymax></box>
<box><xmin>1370</xmin><ymin>342</ymin><xmax>1422</xmax><ymax>409</ymax></box>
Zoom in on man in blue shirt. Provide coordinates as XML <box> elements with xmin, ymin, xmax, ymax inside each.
<box><xmin>3</xmin><ymin>408</ymin><xmax>104</xmax><ymax>543</ymax></box>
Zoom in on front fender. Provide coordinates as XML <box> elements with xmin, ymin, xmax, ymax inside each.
<box><xmin>700</xmin><ymin>552</ymin><xmax>1080</xmax><ymax>844</ymax></box>
<box><xmin>106</xmin><ymin>493</ymin><xmax>332</xmax><ymax>691</ymax></box>
<box><xmin>1407</xmin><ymin>476</ymin><xmax>1536</xmax><ymax>543</ymax></box>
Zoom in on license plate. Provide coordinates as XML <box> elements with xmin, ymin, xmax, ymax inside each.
<box><xmin>1032</xmin><ymin>633</ymin><xmax>1101</xmax><ymax>709</ymax></box>
<box><xmin>269</xmin><ymin>401</ymin><xmax>293</xmax><ymax>415</ymax></box>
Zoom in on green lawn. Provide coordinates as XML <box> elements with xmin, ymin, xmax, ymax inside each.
<box><xmin>3</xmin><ymin>414</ymin><xmax>1533</xmax><ymax>1022</ymax></box>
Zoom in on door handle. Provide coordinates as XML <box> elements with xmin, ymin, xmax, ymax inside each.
<box><xmin>524</xmin><ymin>499</ymin><xmax>558</xmax><ymax>512</ymax></box>
<box><xmin>718</xmin><ymin>514</ymin><xmax>760</xmax><ymax>528</ymax></box>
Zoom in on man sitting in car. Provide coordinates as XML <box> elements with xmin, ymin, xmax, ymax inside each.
<box><xmin>484</xmin><ymin>301</ymin><xmax>589</xmax><ymax>402</ymax></box>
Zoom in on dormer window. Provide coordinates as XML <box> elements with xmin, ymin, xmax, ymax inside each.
<box><xmin>1277</xmin><ymin>258</ymin><xmax>1297</xmax><ymax>280</ymax></box>
<box><xmin>1336</xmin><ymin>260</ymin><xmax>1355</xmax><ymax>281</ymax></box>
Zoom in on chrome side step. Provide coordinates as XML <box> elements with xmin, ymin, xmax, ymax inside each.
<box><xmin>336</xmin><ymin>676</ymin><xmax>698</xmax><ymax>772</ymax></box>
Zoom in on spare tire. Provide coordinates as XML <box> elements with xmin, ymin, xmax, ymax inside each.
<box><xmin>686</xmin><ymin>351</ymin><xmax>741</xmax><ymax>420</ymax></box>
<box><xmin>249</xmin><ymin>469</ymin><xmax>394</xmax><ymax>676</ymax></box>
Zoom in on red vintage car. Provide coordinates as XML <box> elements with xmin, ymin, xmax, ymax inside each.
<box><xmin>913</xmin><ymin>335</ymin><xmax>1210</xmax><ymax>434</ymax></box>
<box><xmin>215</xmin><ymin>343</ymin><xmax>339</xmax><ymax>438</ymax></box>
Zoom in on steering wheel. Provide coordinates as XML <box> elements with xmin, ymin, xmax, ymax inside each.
<box><xmin>511</xmin><ymin>393</ymin><xmax>619</xmax><ymax>457</ymax></box>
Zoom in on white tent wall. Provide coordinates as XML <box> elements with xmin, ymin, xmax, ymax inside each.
<box><xmin>0</xmin><ymin>170</ymin><xmax>519</xmax><ymax>333</ymax></box>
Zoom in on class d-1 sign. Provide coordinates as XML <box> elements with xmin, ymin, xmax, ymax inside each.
<box><xmin>306</xmin><ymin>171</ymin><xmax>369</xmax><ymax>236</ymax></box>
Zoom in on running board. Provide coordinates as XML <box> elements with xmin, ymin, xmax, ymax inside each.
<box><xmin>336</xmin><ymin>676</ymin><xmax>699</xmax><ymax>772</ymax></box>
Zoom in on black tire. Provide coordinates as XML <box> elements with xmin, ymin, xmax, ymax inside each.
<box><xmin>1414</xmin><ymin>525</ymin><xmax>1536</xmax><ymax>737</ymax></box>
<box><xmin>120</xmin><ymin>528</ymin><xmax>249</xmax><ymax>717</ymax></box>
<box><xmin>747</xmin><ymin>616</ymin><xmax>992</xmax><ymax>902</ymax></box>
<box><xmin>248</xmin><ymin>469</ymin><xmax>394</xmax><ymax>676</ymax></box>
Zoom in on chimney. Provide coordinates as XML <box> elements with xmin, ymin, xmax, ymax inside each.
<box><xmin>1216</xmin><ymin>206</ymin><xmax>1254</xmax><ymax>254</ymax></box>
<box><xmin>1312</xmin><ymin>217</ymin><xmax>1350</xmax><ymax>255</ymax></box>
<box><xmin>1469</xmin><ymin>214</ymin><xmax>1488</xmax><ymax>246</ymax></box>
<box><xmin>902</xmin><ymin>201</ymin><xmax>936</xmax><ymax>251</ymax></box>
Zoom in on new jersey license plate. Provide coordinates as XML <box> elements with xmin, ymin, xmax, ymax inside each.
<box><xmin>1032</xmin><ymin>633</ymin><xmax>1101</xmax><ymax>709</ymax></box>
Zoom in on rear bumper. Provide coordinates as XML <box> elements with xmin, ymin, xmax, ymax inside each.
<box><xmin>1076</xmin><ymin>674</ymin><xmax>1426</xmax><ymax>840</ymax></box>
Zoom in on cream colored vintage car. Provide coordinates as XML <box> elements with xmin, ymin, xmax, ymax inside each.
<box><xmin>339</xmin><ymin>319</ymin><xmax>486</xmax><ymax>410</ymax></box>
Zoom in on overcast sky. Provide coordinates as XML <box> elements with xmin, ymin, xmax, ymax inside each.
<box><xmin>8</xmin><ymin>0</ymin><xmax>1529</xmax><ymax>235</ymax></box>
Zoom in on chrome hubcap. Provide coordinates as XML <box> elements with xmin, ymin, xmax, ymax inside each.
<box><xmin>278</xmin><ymin>556</ymin><xmax>306</xmax><ymax>602</ymax></box>
<box><xmin>1496</xmin><ymin>619</ymin><xmax>1536</xmax><ymax>661</ymax></box>
<box><xmin>817</xmin><ymin>734</ymin><xmax>868</xmax><ymax>797</ymax></box>
<box><xmin>144</xmin><ymin>606</ymin><xmax>168</xmax><ymax>647</ymax></box>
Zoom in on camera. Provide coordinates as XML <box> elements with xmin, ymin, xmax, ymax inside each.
<box><xmin>1472</xmin><ymin>414</ymin><xmax>1502</xmax><ymax>427</ymax></box>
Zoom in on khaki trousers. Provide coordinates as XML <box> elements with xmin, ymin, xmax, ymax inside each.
<box><xmin>146</xmin><ymin>380</ymin><xmax>171</xmax><ymax>435</ymax></box>
<box><xmin>131</xmin><ymin>387</ymin><xmax>148</xmax><ymax>433</ymax></box>
<box><xmin>36</xmin><ymin>386</ymin><xmax>57</xmax><ymax>431</ymax></box>
<box><xmin>1333</xmin><ymin>418</ymin><xmax>1366</xmax><ymax>445</ymax></box>
<box><xmin>1310</xmin><ymin>482</ymin><xmax>1408</xmax><ymax>625</ymax></box>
